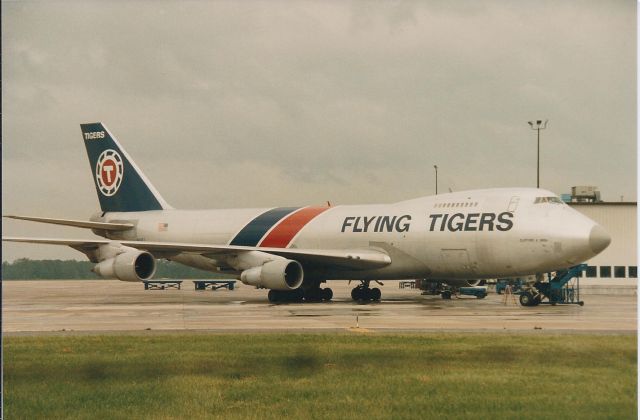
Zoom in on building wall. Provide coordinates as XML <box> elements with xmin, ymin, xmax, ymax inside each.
<box><xmin>570</xmin><ymin>203</ymin><xmax>637</xmax><ymax>284</ymax></box>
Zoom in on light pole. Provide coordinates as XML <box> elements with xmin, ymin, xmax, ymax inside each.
<box><xmin>433</xmin><ymin>165</ymin><xmax>438</xmax><ymax>195</ymax></box>
<box><xmin>527</xmin><ymin>119</ymin><xmax>548</xmax><ymax>188</ymax></box>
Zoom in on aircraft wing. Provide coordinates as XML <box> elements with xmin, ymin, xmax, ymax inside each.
<box><xmin>4</xmin><ymin>215</ymin><xmax>134</xmax><ymax>231</ymax></box>
<box><xmin>2</xmin><ymin>237</ymin><xmax>391</xmax><ymax>270</ymax></box>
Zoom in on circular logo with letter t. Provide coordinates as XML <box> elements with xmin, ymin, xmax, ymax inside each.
<box><xmin>95</xmin><ymin>149</ymin><xmax>124</xmax><ymax>196</ymax></box>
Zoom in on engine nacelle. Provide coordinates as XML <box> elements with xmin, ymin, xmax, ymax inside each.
<box><xmin>240</xmin><ymin>259</ymin><xmax>304</xmax><ymax>291</ymax></box>
<box><xmin>93</xmin><ymin>250</ymin><xmax>156</xmax><ymax>282</ymax></box>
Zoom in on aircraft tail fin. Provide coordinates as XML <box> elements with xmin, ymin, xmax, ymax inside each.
<box><xmin>80</xmin><ymin>123</ymin><xmax>172</xmax><ymax>212</ymax></box>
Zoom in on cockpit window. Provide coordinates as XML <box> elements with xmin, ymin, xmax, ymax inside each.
<box><xmin>534</xmin><ymin>196</ymin><xmax>563</xmax><ymax>204</ymax></box>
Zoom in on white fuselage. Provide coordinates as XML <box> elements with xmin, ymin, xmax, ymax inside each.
<box><xmin>96</xmin><ymin>188</ymin><xmax>607</xmax><ymax>281</ymax></box>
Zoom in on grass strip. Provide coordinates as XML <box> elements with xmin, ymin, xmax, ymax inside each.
<box><xmin>4</xmin><ymin>332</ymin><xmax>637</xmax><ymax>419</ymax></box>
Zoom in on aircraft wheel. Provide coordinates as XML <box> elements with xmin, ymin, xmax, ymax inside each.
<box><xmin>322</xmin><ymin>288</ymin><xmax>333</xmax><ymax>301</ymax></box>
<box><xmin>519</xmin><ymin>292</ymin><xmax>533</xmax><ymax>306</ymax></box>
<box><xmin>352</xmin><ymin>286</ymin><xmax>374</xmax><ymax>302</ymax></box>
<box><xmin>304</xmin><ymin>288</ymin><xmax>322</xmax><ymax>302</ymax></box>
<box><xmin>268</xmin><ymin>290</ymin><xmax>279</xmax><ymax>303</ymax></box>
<box><xmin>293</xmin><ymin>288</ymin><xmax>305</xmax><ymax>303</ymax></box>
<box><xmin>351</xmin><ymin>287</ymin><xmax>361</xmax><ymax>301</ymax></box>
<box><xmin>441</xmin><ymin>290</ymin><xmax>452</xmax><ymax>300</ymax></box>
<box><xmin>371</xmin><ymin>287</ymin><xmax>381</xmax><ymax>301</ymax></box>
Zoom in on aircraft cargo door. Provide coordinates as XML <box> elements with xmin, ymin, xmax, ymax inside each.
<box><xmin>440</xmin><ymin>249</ymin><xmax>474</xmax><ymax>276</ymax></box>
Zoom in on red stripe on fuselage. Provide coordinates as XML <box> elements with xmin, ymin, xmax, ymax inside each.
<box><xmin>259</xmin><ymin>206</ymin><xmax>330</xmax><ymax>248</ymax></box>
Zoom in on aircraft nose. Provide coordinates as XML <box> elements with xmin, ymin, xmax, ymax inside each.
<box><xmin>589</xmin><ymin>224</ymin><xmax>611</xmax><ymax>255</ymax></box>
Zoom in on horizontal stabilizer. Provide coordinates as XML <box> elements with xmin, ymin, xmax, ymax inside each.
<box><xmin>4</xmin><ymin>215</ymin><xmax>134</xmax><ymax>231</ymax></box>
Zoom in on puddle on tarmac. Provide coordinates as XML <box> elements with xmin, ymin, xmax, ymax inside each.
<box><xmin>418</xmin><ymin>301</ymin><xmax>445</xmax><ymax>310</ymax></box>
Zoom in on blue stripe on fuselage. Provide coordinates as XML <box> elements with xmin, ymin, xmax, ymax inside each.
<box><xmin>229</xmin><ymin>207</ymin><xmax>300</xmax><ymax>246</ymax></box>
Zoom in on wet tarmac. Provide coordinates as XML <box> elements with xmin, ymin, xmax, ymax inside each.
<box><xmin>2</xmin><ymin>280</ymin><xmax>637</xmax><ymax>335</ymax></box>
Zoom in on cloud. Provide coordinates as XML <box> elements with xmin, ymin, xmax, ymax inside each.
<box><xmin>2</xmin><ymin>0</ymin><xmax>635</xmax><ymax>260</ymax></box>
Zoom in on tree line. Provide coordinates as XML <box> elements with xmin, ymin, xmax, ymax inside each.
<box><xmin>2</xmin><ymin>258</ymin><xmax>223</xmax><ymax>280</ymax></box>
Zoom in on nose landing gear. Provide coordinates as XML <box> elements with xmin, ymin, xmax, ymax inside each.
<box><xmin>350</xmin><ymin>280</ymin><xmax>382</xmax><ymax>302</ymax></box>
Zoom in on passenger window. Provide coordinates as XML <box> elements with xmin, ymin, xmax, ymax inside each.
<box><xmin>629</xmin><ymin>266</ymin><xmax>637</xmax><ymax>278</ymax></box>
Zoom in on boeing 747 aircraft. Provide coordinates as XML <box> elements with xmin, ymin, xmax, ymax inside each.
<box><xmin>4</xmin><ymin>123</ymin><xmax>611</xmax><ymax>303</ymax></box>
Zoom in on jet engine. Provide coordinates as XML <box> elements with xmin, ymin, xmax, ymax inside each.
<box><xmin>93</xmin><ymin>250</ymin><xmax>156</xmax><ymax>282</ymax></box>
<box><xmin>240</xmin><ymin>259</ymin><xmax>304</xmax><ymax>290</ymax></box>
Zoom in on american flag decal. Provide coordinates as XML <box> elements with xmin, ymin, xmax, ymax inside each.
<box><xmin>158</xmin><ymin>222</ymin><xmax>168</xmax><ymax>232</ymax></box>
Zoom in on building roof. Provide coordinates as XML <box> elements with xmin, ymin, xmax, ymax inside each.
<box><xmin>568</xmin><ymin>202</ymin><xmax>637</xmax><ymax>206</ymax></box>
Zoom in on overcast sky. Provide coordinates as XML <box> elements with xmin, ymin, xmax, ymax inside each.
<box><xmin>2</xmin><ymin>1</ymin><xmax>636</xmax><ymax>261</ymax></box>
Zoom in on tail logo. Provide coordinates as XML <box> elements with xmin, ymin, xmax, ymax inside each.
<box><xmin>95</xmin><ymin>149</ymin><xmax>124</xmax><ymax>196</ymax></box>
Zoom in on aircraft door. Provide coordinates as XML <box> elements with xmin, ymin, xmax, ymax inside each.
<box><xmin>507</xmin><ymin>196</ymin><xmax>520</xmax><ymax>213</ymax></box>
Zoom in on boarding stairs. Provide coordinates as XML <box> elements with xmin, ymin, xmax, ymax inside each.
<box><xmin>519</xmin><ymin>264</ymin><xmax>587</xmax><ymax>306</ymax></box>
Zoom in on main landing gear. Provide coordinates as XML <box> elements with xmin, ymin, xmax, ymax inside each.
<box><xmin>267</xmin><ymin>286</ymin><xmax>333</xmax><ymax>303</ymax></box>
<box><xmin>350</xmin><ymin>280</ymin><xmax>382</xmax><ymax>302</ymax></box>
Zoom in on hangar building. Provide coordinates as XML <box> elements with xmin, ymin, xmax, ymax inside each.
<box><xmin>566</xmin><ymin>187</ymin><xmax>637</xmax><ymax>284</ymax></box>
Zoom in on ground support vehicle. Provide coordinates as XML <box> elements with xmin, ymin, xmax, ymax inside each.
<box><xmin>517</xmin><ymin>264</ymin><xmax>586</xmax><ymax>306</ymax></box>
